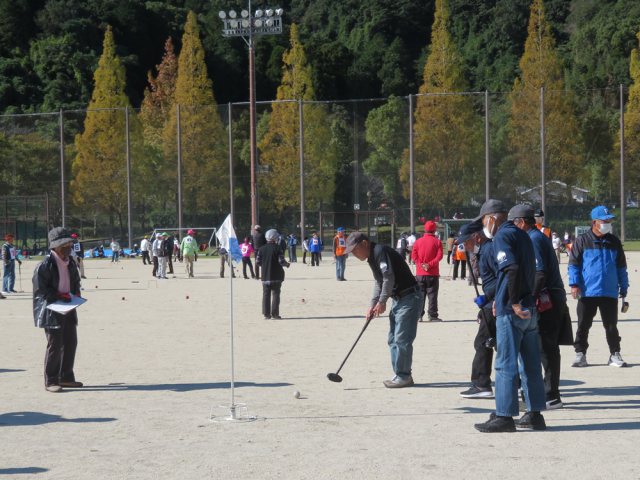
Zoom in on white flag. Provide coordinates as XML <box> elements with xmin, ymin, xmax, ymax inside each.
<box><xmin>216</xmin><ymin>214</ymin><xmax>242</xmax><ymax>264</ymax></box>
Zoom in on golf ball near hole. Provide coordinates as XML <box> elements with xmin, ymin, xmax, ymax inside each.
<box><xmin>122</xmin><ymin>297</ymin><xmax>125</xmax><ymax>300</ymax></box>
<box><xmin>301</xmin><ymin>299</ymin><xmax>305</xmax><ymax>302</ymax></box>
<box><xmin>293</xmin><ymin>391</ymin><xmax>300</xmax><ymax>399</ymax></box>
<box><xmin>186</xmin><ymin>296</ymin><xmax>189</xmax><ymax>299</ymax></box>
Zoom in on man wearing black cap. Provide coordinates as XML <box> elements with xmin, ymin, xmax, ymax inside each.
<box><xmin>457</xmin><ymin>222</ymin><xmax>497</xmax><ymax>399</ymax></box>
<box><xmin>473</xmin><ymin>200</ymin><xmax>547</xmax><ymax>433</ymax></box>
<box><xmin>510</xmin><ymin>204</ymin><xmax>573</xmax><ymax>410</ymax></box>
<box><xmin>535</xmin><ymin>209</ymin><xmax>551</xmax><ymax>238</ymax></box>
<box><xmin>33</xmin><ymin>227</ymin><xmax>84</xmax><ymax>392</ymax></box>
<box><xmin>345</xmin><ymin>231</ymin><xmax>423</xmax><ymax>388</ymax></box>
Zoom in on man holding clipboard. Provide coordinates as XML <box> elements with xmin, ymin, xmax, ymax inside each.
<box><xmin>33</xmin><ymin>227</ymin><xmax>85</xmax><ymax>393</ymax></box>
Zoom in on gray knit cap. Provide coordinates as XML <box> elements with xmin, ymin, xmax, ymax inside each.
<box><xmin>48</xmin><ymin>227</ymin><xmax>77</xmax><ymax>249</ymax></box>
<box><xmin>265</xmin><ymin>229</ymin><xmax>279</xmax><ymax>242</ymax></box>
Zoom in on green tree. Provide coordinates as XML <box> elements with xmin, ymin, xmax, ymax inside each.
<box><xmin>71</xmin><ymin>25</ymin><xmax>132</xmax><ymax>234</ymax></box>
<box><xmin>259</xmin><ymin>24</ymin><xmax>339</xmax><ymax>212</ymax></box>
<box><xmin>400</xmin><ymin>0</ymin><xmax>482</xmax><ymax>214</ymax></box>
<box><xmin>164</xmin><ymin>11</ymin><xmax>228</xmax><ymax>214</ymax></box>
<box><xmin>508</xmin><ymin>0</ymin><xmax>582</xmax><ymax>197</ymax></box>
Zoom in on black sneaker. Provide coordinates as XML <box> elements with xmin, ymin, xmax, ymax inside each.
<box><xmin>546</xmin><ymin>398</ymin><xmax>563</xmax><ymax>410</ymax></box>
<box><xmin>484</xmin><ymin>337</ymin><xmax>496</xmax><ymax>349</ymax></box>
<box><xmin>460</xmin><ymin>385</ymin><xmax>494</xmax><ymax>398</ymax></box>
<box><xmin>514</xmin><ymin>411</ymin><xmax>547</xmax><ymax>430</ymax></box>
<box><xmin>474</xmin><ymin>415</ymin><xmax>516</xmax><ymax>433</ymax></box>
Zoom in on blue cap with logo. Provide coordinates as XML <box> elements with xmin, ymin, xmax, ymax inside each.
<box><xmin>337</xmin><ymin>227</ymin><xmax>345</xmax><ymax>232</ymax></box>
<box><xmin>591</xmin><ymin>205</ymin><xmax>615</xmax><ymax>221</ymax></box>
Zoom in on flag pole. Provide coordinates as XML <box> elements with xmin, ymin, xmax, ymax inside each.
<box><xmin>229</xmin><ymin>251</ymin><xmax>235</xmax><ymax>415</ymax></box>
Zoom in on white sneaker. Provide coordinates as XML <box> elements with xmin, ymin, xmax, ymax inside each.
<box><xmin>546</xmin><ymin>398</ymin><xmax>564</xmax><ymax>410</ymax></box>
<box><xmin>383</xmin><ymin>375</ymin><xmax>414</xmax><ymax>388</ymax></box>
<box><xmin>572</xmin><ymin>352</ymin><xmax>588</xmax><ymax>367</ymax></box>
<box><xmin>608</xmin><ymin>352</ymin><xmax>627</xmax><ymax>367</ymax></box>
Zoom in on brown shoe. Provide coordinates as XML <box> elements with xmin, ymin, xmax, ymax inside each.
<box><xmin>45</xmin><ymin>385</ymin><xmax>63</xmax><ymax>392</ymax></box>
<box><xmin>59</xmin><ymin>381</ymin><xmax>83</xmax><ymax>388</ymax></box>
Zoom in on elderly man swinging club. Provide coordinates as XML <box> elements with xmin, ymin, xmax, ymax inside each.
<box><xmin>33</xmin><ymin>227</ymin><xmax>83</xmax><ymax>392</ymax></box>
<box><xmin>345</xmin><ymin>232</ymin><xmax>423</xmax><ymax>388</ymax></box>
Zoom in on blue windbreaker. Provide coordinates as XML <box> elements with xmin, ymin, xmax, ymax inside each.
<box><xmin>568</xmin><ymin>229</ymin><xmax>628</xmax><ymax>298</ymax></box>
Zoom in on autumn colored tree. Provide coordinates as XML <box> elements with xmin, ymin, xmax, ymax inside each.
<box><xmin>71</xmin><ymin>25</ymin><xmax>132</xmax><ymax>234</ymax></box>
<box><xmin>399</xmin><ymin>0</ymin><xmax>482</xmax><ymax>213</ymax></box>
<box><xmin>164</xmin><ymin>11</ymin><xmax>228</xmax><ymax>214</ymax></box>
<box><xmin>508</xmin><ymin>0</ymin><xmax>581</xmax><ymax>197</ymax></box>
<box><xmin>259</xmin><ymin>24</ymin><xmax>339</xmax><ymax>212</ymax></box>
<box><xmin>616</xmin><ymin>28</ymin><xmax>640</xmax><ymax>196</ymax></box>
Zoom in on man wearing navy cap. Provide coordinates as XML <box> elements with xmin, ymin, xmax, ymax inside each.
<box><xmin>569</xmin><ymin>205</ymin><xmax>628</xmax><ymax>368</ymax></box>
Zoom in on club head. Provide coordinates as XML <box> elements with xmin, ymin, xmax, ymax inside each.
<box><xmin>621</xmin><ymin>302</ymin><xmax>629</xmax><ymax>313</ymax></box>
<box><xmin>327</xmin><ymin>373</ymin><xmax>342</xmax><ymax>383</ymax></box>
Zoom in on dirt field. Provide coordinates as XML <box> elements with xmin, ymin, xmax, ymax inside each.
<box><xmin>1</xmin><ymin>252</ymin><xmax>639</xmax><ymax>479</ymax></box>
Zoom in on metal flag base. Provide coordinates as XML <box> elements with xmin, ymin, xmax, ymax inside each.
<box><xmin>209</xmin><ymin>403</ymin><xmax>257</xmax><ymax>423</ymax></box>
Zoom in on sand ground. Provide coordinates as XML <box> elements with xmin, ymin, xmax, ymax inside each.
<box><xmin>1</xmin><ymin>252</ymin><xmax>639</xmax><ymax>479</ymax></box>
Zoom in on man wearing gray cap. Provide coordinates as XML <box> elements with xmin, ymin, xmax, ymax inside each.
<box><xmin>509</xmin><ymin>204</ymin><xmax>573</xmax><ymax>410</ymax></box>
<box><xmin>256</xmin><ymin>229</ymin><xmax>290</xmax><ymax>319</ymax></box>
<box><xmin>473</xmin><ymin>200</ymin><xmax>547</xmax><ymax>433</ymax></box>
<box><xmin>345</xmin><ymin>231</ymin><xmax>423</xmax><ymax>388</ymax></box>
<box><xmin>33</xmin><ymin>227</ymin><xmax>83</xmax><ymax>392</ymax></box>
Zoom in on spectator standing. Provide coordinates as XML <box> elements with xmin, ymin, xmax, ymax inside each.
<box><xmin>140</xmin><ymin>236</ymin><xmax>151</xmax><ymax>265</ymax></box>
<box><xmin>70</xmin><ymin>234</ymin><xmax>86</xmax><ymax>279</ymax></box>
<box><xmin>256</xmin><ymin>229</ymin><xmax>290</xmax><ymax>319</ymax></box>
<box><xmin>333</xmin><ymin>227</ymin><xmax>348</xmax><ymax>281</ymax></box>
<box><xmin>219</xmin><ymin>246</ymin><xmax>236</xmax><ymax>278</ymax></box>
<box><xmin>288</xmin><ymin>234</ymin><xmax>298</xmax><ymax>262</ymax></box>
<box><xmin>406</xmin><ymin>231</ymin><xmax>417</xmax><ymax>265</ymax></box>
<box><xmin>151</xmin><ymin>234</ymin><xmax>161</xmax><ymax>277</ymax></box>
<box><xmin>569</xmin><ymin>205</ymin><xmax>628</xmax><ymax>368</ymax></box>
<box><xmin>302</xmin><ymin>237</ymin><xmax>310</xmax><ymax>264</ymax></box>
<box><xmin>180</xmin><ymin>229</ymin><xmax>198</xmax><ymax>277</ymax></box>
<box><xmin>2</xmin><ymin>234</ymin><xmax>22</xmax><ymax>294</ymax></box>
<box><xmin>110</xmin><ymin>238</ymin><xmax>120</xmax><ymax>262</ymax></box>
<box><xmin>154</xmin><ymin>234</ymin><xmax>167</xmax><ymax>279</ymax></box>
<box><xmin>396</xmin><ymin>231</ymin><xmax>408</xmax><ymax>261</ymax></box>
<box><xmin>164</xmin><ymin>233</ymin><xmax>174</xmax><ymax>275</ymax></box>
<box><xmin>309</xmin><ymin>233</ymin><xmax>322</xmax><ymax>266</ymax></box>
<box><xmin>240</xmin><ymin>237</ymin><xmax>256</xmax><ymax>279</ymax></box>
<box><xmin>252</xmin><ymin>225</ymin><xmax>266</xmax><ymax>279</ymax></box>
<box><xmin>446</xmin><ymin>232</ymin><xmax>456</xmax><ymax>264</ymax></box>
<box><xmin>474</xmin><ymin>200</ymin><xmax>546</xmax><ymax>433</ymax></box>
<box><xmin>552</xmin><ymin>233</ymin><xmax>562</xmax><ymax>264</ymax></box>
<box><xmin>33</xmin><ymin>227</ymin><xmax>83</xmax><ymax>392</ymax></box>
<box><xmin>452</xmin><ymin>242</ymin><xmax>467</xmax><ymax>280</ymax></box>
<box><xmin>173</xmin><ymin>235</ymin><xmax>180</xmax><ymax>261</ymax></box>
<box><xmin>535</xmin><ymin>209</ymin><xmax>552</xmax><ymax>238</ymax></box>
<box><xmin>277</xmin><ymin>235</ymin><xmax>287</xmax><ymax>255</ymax></box>
<box><xmin>411</xmin><ymin>221</ymin><xmax>443</xmax><ymax>322</ymax></box>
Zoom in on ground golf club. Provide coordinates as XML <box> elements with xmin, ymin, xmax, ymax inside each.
<box><xmin>327</xmin><ymin>313</ymin><xmax>374</xmax><ymax>383</ymax></box>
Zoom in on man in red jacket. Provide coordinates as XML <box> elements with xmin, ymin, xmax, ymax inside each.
<box><xmin>412</xmin><ymin>221</ymin><xmax>443</xmax><ymax>322</ymax></box>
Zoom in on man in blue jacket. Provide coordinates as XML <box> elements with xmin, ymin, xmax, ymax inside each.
<box><xmin>568</xmin><ymin>205</ymin><xmax>629</xmax><ymax>368</ymax></box>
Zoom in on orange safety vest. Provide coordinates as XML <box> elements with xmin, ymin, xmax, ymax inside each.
<box><xmin>453</xmin><ymin>244</ymin><xmax>466</xmax><ymax>261</ymax></box>
<box><xmin>334</xmin><ymin>235</ymin><xmax>347</xmax><ymax>256</ymax></box>
<box><xmin>537</xmin><ymin>224</ymin><xmax>551</xmax><ymax>238</ymax></box>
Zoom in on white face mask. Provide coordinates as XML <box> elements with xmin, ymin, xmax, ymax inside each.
<box><xmin>598</xmin><ymin>222</ymin><xmax>612</xmax><ymax>235</ymax></box>
<box><xmin>483</xmin><ymin>215</ymin><xmax>497</xmax><ymax>239</ymax></box>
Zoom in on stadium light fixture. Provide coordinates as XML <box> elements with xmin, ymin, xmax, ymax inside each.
<box><xmin>219</xmin><ymin>2</ymin><xmax>284</xmax><ymax>229</ymax></box>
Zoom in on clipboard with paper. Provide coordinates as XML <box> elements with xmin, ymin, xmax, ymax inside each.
<box><xmin>46</xmin><ymin>296</ymin><xmax>88</xmax><ymax>315</ymax></box>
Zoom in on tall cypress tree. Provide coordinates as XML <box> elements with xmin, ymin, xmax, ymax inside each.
<box><xmin>400</xmin><ymin>0</ymin><xmax>482</xmax><ymax>214</ymax></box>
<box><xmin>259</xmin><ymin>24</ymin><xmax>339</xmax><ymax>212</ymax></box>
<box><xmin>508</xmin><ymin>0</ymin><xmax>581</xmax><ymax>197</ymax></box>
<box><xmin>71</xmin><ymin>26</ymin><xmax>132</xmax><ymax>235</ymax></box>
<box><xmin>164</xmin><ymin>11</ymin><xmax>227</xmax><ymax>214</ymax></box>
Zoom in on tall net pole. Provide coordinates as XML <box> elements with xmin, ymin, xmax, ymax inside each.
<box><xmin>485</xmin><ymin>90</ymin><xmax>490</xmax><ymax>201</ymax></box>
<box><xmin>299</xmin><ymin>99</ymin><xmax>305</xmax><ymax>241</ymax></box>
<box><xmin>60</xmin><ymin>109</ymin><xmax>66</xmax><ymax>228</ymax></box>
<box><xmin>126</xmin><ymin>107</ymin><xmax>133</xmax><ymax>249</ymax></box>
<box><xmin>177</xmin><ymin>105</ymin><xmax>183</xmax><ymax>241</ymax></box>
<box><xmin>540</xmin><ymin>87</ymin><xmax>546</xmax><ymax>217</ymax></box>
<box><xmin>409</xmin><ymin>95</ymin><xmax>415</xmax><ymax>232</ymax></box>
<box><xmin>620</xmin><ymin>84</ymin><xmax>626</xmax><ymax>241</ymax></box>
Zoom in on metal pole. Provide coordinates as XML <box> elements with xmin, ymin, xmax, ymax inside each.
<box><xmin>485</xmin><ymin>90</ymin><xmax>490</xmax><ymax>201</ymax></box>
<box><xmin>229</xmin><ymin>251</ymin><xmax>235</xmax><ymax>410</ymax></box>
<box><xmin>540</xmin><ymin>87</ymin><xmax>546</xmax><ymax>217</ymax></box>
<box><xmin>126</xmin><ymin>107</ymin><xmax>133</xmax><ymax>249</ymax></box>
<box><xmin>45</xmin><ymin>193</ymin><xmax>49</xmax><ymax>248</ymax></box>
<box><xmin>229</xmin><ymin>102</ymin><xmax>235</xmax><ymax>228</ymax></box>
<box><xmin>621</xmin><ymin>84</ymin><xmax>626</xmax><ymax>241</ymax></box>
<box><xmin>299</xmin><ymin>99</ymin><xmax>305</xmax><ymax>242</ymax></box>
<box><xmin>409</xmin><ymin>95</ymin><xmax>415</xmax><ymax>232</ymax></box>
<box><xmin>177</xmin><ymin>105</ymin><xmax>183</xmax><ymax>241</ymax></box>
<box><xmin>60</xmin><ymin>109</ymin><xmax>66</xmax><ymax>228</ymax></box>
<box><xmin>249</xmin><ymin>38</ymin><xmax>258</xmax><ymax>229</ymax></box>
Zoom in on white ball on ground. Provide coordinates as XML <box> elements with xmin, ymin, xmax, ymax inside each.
<box><xmin>293</xmin><ymin>391</ymin><xmax>300</xmax><ymax>399</ymax></box>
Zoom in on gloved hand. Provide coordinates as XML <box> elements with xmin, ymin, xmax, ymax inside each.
<box><xmin>620</xmin><ymin>287</ymin><xmax>628</xmax><ymax>298</ymax></box>
<box><xmin>473</xmin><ymin>295</ymin><xmax>487</xmax><ymax>307</ymax></box>
<box><xmin>56</xmin><ymin>292</ymin><xmax>72</xmax><ymax>303</ymax></box>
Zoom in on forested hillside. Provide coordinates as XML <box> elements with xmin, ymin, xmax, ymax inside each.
<box><xmin>1</xmin><ymin>0</ymin><xmax>639</xmax><ymax>114</ymax></box>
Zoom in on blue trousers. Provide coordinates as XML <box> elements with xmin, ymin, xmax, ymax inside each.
<box><xmin>495</xmin><ymin>311</ymin><xmax>546</xmax><ymax>417</ymax></box>
<box><xmin>388</xmin><ymin>291</ymin><xmax>423</xmax><ymax>380</ymax></box>
<box><xmin>335</xmin><ymin>255</ymin><xmax>346</xmax><ymax>279</ymax></box>
<box><xmin>3</xmin><ymin>260</ymin><xmax>15</xmax><ymax>292</ymax></box>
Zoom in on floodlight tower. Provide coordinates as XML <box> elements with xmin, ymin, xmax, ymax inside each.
<box><xmin>219</xmin><ymin>4</ymin><xmax>284</xmax><ymax>230</ymax></box>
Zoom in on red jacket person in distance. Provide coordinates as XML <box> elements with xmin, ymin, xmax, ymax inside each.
<box><xmin>412</xmin><ymin>221</ymin><xmax>443</xmax><ymax>322</ymax></box>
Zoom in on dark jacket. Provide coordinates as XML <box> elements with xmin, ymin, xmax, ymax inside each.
<box><xmin>32</xmin><ymin>254</ymin><xmax>82</xmax><ymax>328</ymax></box>
<box><xmin>256</xmin><ymin>242</ymin><xmax>288</xmax><ymax>281</ymax></box>
<box><xmin>252</xmin><ymin>231</ymin><xmax>266</xmax><ymax>252</ymax></box>
<box><xmin>163</xmin><ymin>237</ymin><xmax>173</xmax><ymax>256</ymax></box>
